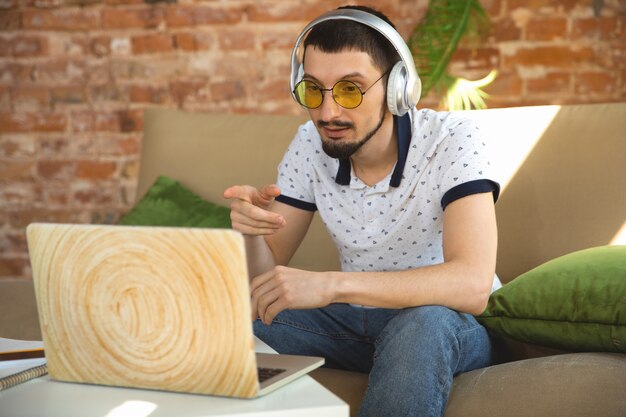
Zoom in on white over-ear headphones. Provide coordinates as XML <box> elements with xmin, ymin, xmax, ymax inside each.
<box><xmin>290</xmin><ymin>8</ymin><xmax>421</xmax><ymax>116</ymax></box>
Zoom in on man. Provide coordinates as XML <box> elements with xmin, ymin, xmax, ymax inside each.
<box><xmin>224</xmin><ymin>5</ymin><xmax>500</xmax><ymax>417</ymax></box>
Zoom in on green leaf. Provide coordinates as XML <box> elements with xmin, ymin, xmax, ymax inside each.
<box><xmin>408</xmin><ymin>0</ymin><xmax>492</xmax><ymax>102</ymax></box>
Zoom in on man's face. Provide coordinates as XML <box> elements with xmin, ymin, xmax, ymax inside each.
<box><xmin>302</xmin><ymin>47</ymin><xmax>390</xmax><ymax>159</ymax></box>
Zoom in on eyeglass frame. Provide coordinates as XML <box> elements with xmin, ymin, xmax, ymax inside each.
<box><xmin>293</xmin><ymin>69</ymin><xmax>391</xmax><ymax>110</ymax></box>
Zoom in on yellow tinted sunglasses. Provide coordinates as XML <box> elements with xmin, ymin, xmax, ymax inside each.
<box><xmin>293</xmin><ymin>70</ymin><xmax>389</xmax><ymax>109</ymax></box>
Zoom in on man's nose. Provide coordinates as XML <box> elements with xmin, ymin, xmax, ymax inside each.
<box><xmin>318</xmin><ymin>90</ymin><xmax>342</xmax><ymax>119</ymax></box>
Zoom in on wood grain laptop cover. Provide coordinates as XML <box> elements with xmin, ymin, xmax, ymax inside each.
<box><xmin>27</xmin><ymin>223</ymin><xmax>261</xmax><ymax>398</ymax></box>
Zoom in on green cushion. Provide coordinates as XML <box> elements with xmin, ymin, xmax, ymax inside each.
<box><xmin>478</xmin><ymin>245</ymin><xmax>626</xmax><ymax>353</ymax></box>
<box><xmin>119</xmin><ymin>175</ymin><xmax>231</xmax><ymax>229</ymax></box>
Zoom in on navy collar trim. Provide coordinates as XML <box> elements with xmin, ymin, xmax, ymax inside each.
<box><xmin>335</xmin><ymin>113</ymin><xmax>412</xmax><ymax>187</ymax></box>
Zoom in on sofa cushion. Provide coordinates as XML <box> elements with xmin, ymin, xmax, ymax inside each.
<box><xmin>119</xmin><ymin>175</ymin><xmax>231</xmax><ymax>229</ymax></box>
<box><xmin>445</xmin><ymin>353</ymin><xmax>626</xmax><ymax>417</ymax></box>
<box><xmin>310</xmin><ymin>353</ymin><xmax>626</xmax><ymax>417</ymax></box>
<box><xmin>478</xmin><ymin>245</ymin><xmax>626</xmax><ymax>352</ymax></box>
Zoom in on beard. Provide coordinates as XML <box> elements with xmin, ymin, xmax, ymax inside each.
<box><xmin>318</xmin><ymin>104</ymin><xmax>387</xmax><ymax>159</ymax></box>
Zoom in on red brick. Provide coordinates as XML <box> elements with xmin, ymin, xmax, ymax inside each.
<box><xmin>71</xmin><ymin>110</ymin><xmax>119</xmax><ymax>132</ymax></box>
<box><xmin>0</xmin><ymin>62</ymin><xmax>34</xmax><ymax>84</ymax></box>
<box><xmin>0</xmin><ymin>0</ymin><xmax>17</xmax><ymax>8</ymax></box>
<box><xmin>0</xmin><ymin>257</ymin><xmax>28</xmax><ymax>278</ymax></box>
<box><xmin>43</xmin><ymin>186</ymin><xmax>69</xmax><ymax>206</ymax></box>
<box><xmin>0</xmin><ymin>113</ymin><xmax>66</xmax><ymax>133</ymax></box>
<box><xmin>33</xmin><ymin>59</ymin><xmax>87</xmax><ymax>83</ymax></box>
<box><xmin>0</xmin><ymin>37</ymin><xmax>9</xmax><ymax>57</ymax></box>
<box><xmin>502</xmin><ymin>45</ymin><xmax>596</xmax><ymax>68</ymax></box>
<box><xmin>22</xmin><ymin>8</ymin><xmax>100</xmax><ymax>31</ymax></box>
<box><xmin>11</xmin><ymin>35</ymin><xmax>49</xmax><ymax>57</ymax></box>
<box><xmin>102</xmin><ymin>7</ymin><xmax>164</xmax><ymax>29</ymax></box>
<box><xmin>451</xmin><ymin>47</ymin><xmax>500</xmax><ymax>70</ymax></box>
<box><xmin>483</xmin><ymin>70</ymin><xmax>523</xmax><ymax>95</ymax></box>
<box><xmin>90</xmin><ymin>36</ymin><xmax>111</xmax><ymax>57</ymax></box>
<box><xmin>48</xmin><ymin>34</ymin><xmax>89</xmax><ymax>56</ymax></box>
<box><xmin>0</xmin><ymin>229</ymin><xmax>28</xmax><ymax>253</ymax></box>
<box><xmin>173</xmin><ymin>32</ymin><xmax>212</xmax><ymax>51</ymax></box>
<box><xmin>210</xmin><ymin>80</ymin><xmax>245</xmax><ymax>101</ymax></box>
<box><xmin>0</xmin><ymin>160</ymin><xmax>35</xmax><ymax>181</ymax></box>
<box><xmin>7</xmin><ymin>208</ymin><xmax>89</xmax><ymax>229</ymax></box>
<box><xmin>10</xmin><ymin>86</ymin><xmax>50</xmax><ymax>110</ymax></box>
<box><xmin>164</xmin><ymin>5</ymin><xmax>243</xmax><ymax>27</ymax></box>
<box><xmin>507</xmin><ymin>0</ymin><xmax>578</xmax><ymax>12</ymax></box>
<box><xmin>572</xmin><ymin>17</ymin><xmax>619</xmax><ymax>38</ymax></box>
<box><xmin>255</xmin><ymin>79</ymin><xmax>291</xmax><ymax>102</ymax></box>
<box><xmin>0</xmin><ymin>135</ymin><xmax>36</xmax><ymax>157</ymax></box>
<box><xmin>491</xmin><ymin>17</ymin><xmax>522</xmax><ymax>41</ymax></box>
<box><xmin>104</xmin><ymin>0</ymin><xmax>142</xmax><ymax>4</ymax></box>
<box><xmin>0</xmin><ymin>183</ymin><xmax>42</xmax><ymax>207</ymax></box>
<box><xmin>90</xmin><ymin>83</ymin><xmax>125</xmax><ymax>103</ymax></box>
<box><xmin>131</xmin><ymin>33</ymin><xmax>173</xmax><ymax>54</ymax></box>
<box><xmin>0</xmin><ymin>10</ymin><xmax>21</xmax><ymax>31</ymax></box>
<box><xmin>72</xmin><ymin>184</ymin><xmax>115</xmax><ymax>205</ymax></box>
<box><xmin>37</xmin><ymin>160</ymin><xmax>75</xmax><ymax>180</ymax></box>
<box><xmin>575</xmin><ymin>71</ymin><xmax>618</xmax><ymax>94</ymax></box>
<box><xmin>39</xmin><ymin>135</ymin><xmax>93</xmax><ymax>156</ymax></box>
<box><xmin>0</xmin><ymin>85</ymin><xmax>8</xmax><ymax>111</ymax></box>
<box><xmin>76</xmin><ymin>160</ymin><xmax>117</xmax><ymax>180</ymax></box>
<box><xmin>129</xmin><ymin>84</ymin><xmax>171</xmax><ymax>104</ymax></box>
<box><xmin>525</xmin><ymin>17</ymin><xmax>568</xmax><ymax>41</ymax></box>
<box><xmin>170</xmin><ymin>79</ymin><xmax>207</xmax><ymax>105</ymax></box>
<box><xmin>480</xmin><ymin>0</ymin><xmax>503</xmax><ymax>18</ymax></box>
<box><xmin>97</xmin><ymin>134</ymin><xmax>141</xmax><ymax>156</ymax></box>
<box><xmin>51</xmin><ymin>86</ymin><xmax>87</xmax><ymax>105</ymax></box>
<box><xmin>116</xmin><ymin>109</ymin><xmax>143</xmax><ymax>132</ymax></box>
<box><xmin>259</xmin><ymin>30</ymin><xmax>298</xmax><ymax>50</ymax></box>
<box><xmin>121</xmin><ymin>159</ymin><xmax>139</xmax><ymax>178</ymax></box>
<box><xmin>247</xmin><ymin>3</ymin><xmax>328</xmax><ymax>22</ymax></box>
<box><xmin>526</xmin><ymin>72</ymin><xmax>571</xmax><ymax>93</ymax></box>
<box><xmin>218</xmin><ymin>30</ymin><xmax>255</xmax><ymax>51</ymax></box>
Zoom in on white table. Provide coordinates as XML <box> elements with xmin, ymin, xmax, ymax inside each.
<box><xmin>0</xmin><ymin>339</ymin><xmax>348</xmax><ymax>417</ymax></box>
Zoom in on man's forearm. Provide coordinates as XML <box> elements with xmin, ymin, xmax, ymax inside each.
<box><xmin>244</xmin><ymin>235</ymin><xmax>278</xmax><ymax>279</ymax></box>
<box><xmin>332</xmin><ymin>259</ymin><xmax>494</xmax><ymax>315</ymax></box>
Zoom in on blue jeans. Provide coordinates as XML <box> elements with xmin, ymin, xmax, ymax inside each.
<box><xmin>254</xmin><ymin>304</ymin><xmax>493</xmax><ymax>417</ymax></box>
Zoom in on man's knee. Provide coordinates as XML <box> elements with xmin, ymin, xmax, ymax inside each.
<box><xmin>387</xmin><ymin>306</ymin><xmax>462</xmax><ymax>337</ymax></box>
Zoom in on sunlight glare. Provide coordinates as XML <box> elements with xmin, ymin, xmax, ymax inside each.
<box><xmin>610</xmin><ymin>221</ymin><xmax>626</xmax><ymax>245</ymax></box>
<box><xmin>104</xmin><ymin>401</ymin><xmax>157</xmax><ymax>417</ymax></box>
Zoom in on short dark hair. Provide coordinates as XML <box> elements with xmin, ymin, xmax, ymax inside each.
<box><xmin>302</xmin><ymin>5</ymin><xmax>400</xmax><ymax>73</ymax></box>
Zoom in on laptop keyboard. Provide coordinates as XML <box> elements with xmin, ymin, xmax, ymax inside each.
<box><xmin>258</xmin><ymin>367</ymin><xmax>287</xmax><ymax>383</ymax></box>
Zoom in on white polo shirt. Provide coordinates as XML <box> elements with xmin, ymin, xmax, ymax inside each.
<box><xmin>275</xmin><ymin>107</ymin><xmax>501</xmax><ymax>290</ymax></box>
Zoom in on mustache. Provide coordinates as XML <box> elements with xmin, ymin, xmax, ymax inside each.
<box><xmin>317</xmin><ymin>120</ymin><xmax>354</xmax><ymax>129</ymax></box>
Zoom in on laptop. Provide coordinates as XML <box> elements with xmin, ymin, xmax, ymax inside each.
<box><xmin>26</xmin><ymin>223</ymin><xmax>324</xmax><ymax>398</ymax></box>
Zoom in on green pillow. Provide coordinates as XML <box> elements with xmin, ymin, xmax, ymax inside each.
<box><xmin>119</xmin><ymin>175</ymin><xmax>231</xmax><ymax>229</ymax></box>
<box><xmin>478</xmin><ymin>245</ymin><xmax>626</xmax><ymax>353</ymax></box>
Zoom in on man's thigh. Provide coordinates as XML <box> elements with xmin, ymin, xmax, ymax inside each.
<box><xmin>253</xmin><ymin>304</ymin><xmax>375</xmax><ymax>373</ymax></box>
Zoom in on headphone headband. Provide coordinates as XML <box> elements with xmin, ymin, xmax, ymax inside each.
<box><xmin>289</xmin><ymin>9</ymin><xmax>421</xmax><ymax>115</ymax></box>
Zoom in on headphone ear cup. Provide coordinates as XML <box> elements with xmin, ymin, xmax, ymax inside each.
<box><xmin>386</xmin><ymin>61</ymin><xmax>408</xmax><ymax>116</ymax></box>
<box><xmin>296</xmin><ymin>64</ymin><xmax>304</xmax><ymax>85</ymax></box>
<box><xmin>291</xmin><ymin>63</ymin><xmax>304</xmax><ymax>101</ymax></box>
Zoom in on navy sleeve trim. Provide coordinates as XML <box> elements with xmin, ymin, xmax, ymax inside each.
<box><xmin>441</xmin><ymin>179</ymin><xmax>500</xmax><ymax>210</ymax></box>
<box><xmin>275</xmin><ymin>195</ymin><xmax>317</xmax><ymax>212</ymax></box>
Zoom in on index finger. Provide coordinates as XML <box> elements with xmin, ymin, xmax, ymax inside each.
<box><xmin>223</xmin><ymin>185</ymin><xmax>253</xmax><ymax>203</ymax></box>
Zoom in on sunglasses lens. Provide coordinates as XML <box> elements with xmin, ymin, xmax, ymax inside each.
<box><xmin>294</xmin><ymin>80</ymin><xmax>322</xmax><ymax>109</ymax></box>
<box><xmin>333</xmin><ymin>81</ymin><xmax>363</xmax><ymax>109</ymax></box>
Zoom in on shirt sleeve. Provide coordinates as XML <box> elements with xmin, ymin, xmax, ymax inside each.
<box><xmin>275</xmin><ymin>123</ymin><xmax>318</xmax><ymax>211</ymax></box>
<box><xmin>435</xmin><ymin>117</ymin><xmax>500</xmax><ymax>209</ymax></box>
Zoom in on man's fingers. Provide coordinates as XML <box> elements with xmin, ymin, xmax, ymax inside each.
<box><xmin>255</xmin><ymin>287</ymin><xmax>284</xmax><ymax>325</ymax></box>
<box><xmin>223</xmin><ymin>185</ymin><xmax>253</xmax><ymax>203</ymax></box>
<box><xmin>229</xmin><ymin>200</ymin><xmax>285</xmax><ymax>227</ymax></box>
<box><xmin>257</xmin><ymin>184</ymin><xmax>281</xmax><ymax>205</ymax></box>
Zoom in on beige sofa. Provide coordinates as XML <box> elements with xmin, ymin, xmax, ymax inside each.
<box><xmin>2</xmin><ymin>102</ymin><xmax>625</xmax><ymax>416</ymax></box>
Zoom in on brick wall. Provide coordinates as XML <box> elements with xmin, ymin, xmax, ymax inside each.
<box><xmin>0</xmin><ymin>0</ymin><xmax>624</xmax><ymax>280</ymax></box>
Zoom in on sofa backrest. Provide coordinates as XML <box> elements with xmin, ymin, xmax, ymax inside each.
<box><xmin>139</xmin><ymin>102</ymin><xmax>626</xmax><ymax>283</ymax></box>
